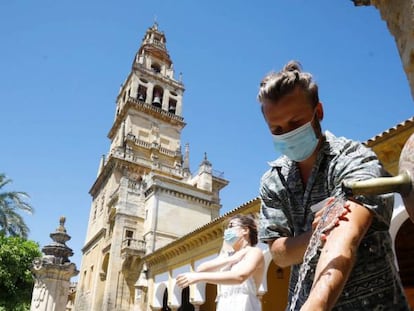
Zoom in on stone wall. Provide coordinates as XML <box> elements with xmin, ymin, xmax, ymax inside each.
<box><xmin>357</xmin><ymin>0</ymin><xmax>414</xmax><ymax>100</ymax></box>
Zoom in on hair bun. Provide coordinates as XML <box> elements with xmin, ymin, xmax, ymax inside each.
<box><xmin>283</xmin><ymin>60</ymin><xmax>302</xmax><ymax>73</ymax></box>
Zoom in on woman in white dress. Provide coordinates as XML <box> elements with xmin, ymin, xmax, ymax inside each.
<box><xmin>176</xmin><ymin>214</ymin><xmax>264</xmax><ymax>311</ymax></box>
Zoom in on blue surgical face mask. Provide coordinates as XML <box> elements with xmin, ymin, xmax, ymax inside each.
<box><xmin>223</xmin><ymin>228</ymin><xmax>239</xmax><ymax>246</ymax></box>
<box><xmin>272</xmin><ymin>120</ymin><xmax>318</xmax><ymax>162</ymax></box>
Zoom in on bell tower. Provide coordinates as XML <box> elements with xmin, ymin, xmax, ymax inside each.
<box><xmin>74</xmin><ymin>23</ymin><xmax>228</xmax><ymax>311</ymax></box>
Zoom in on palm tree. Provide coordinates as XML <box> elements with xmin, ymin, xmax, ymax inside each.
<box><xmin>0</xmin><ymin>173</ymin><xmax>33</xmax><ymax>238</ymax></box>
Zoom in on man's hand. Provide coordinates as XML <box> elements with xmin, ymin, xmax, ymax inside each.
<box><xmin>312</xmin><ymin>198</ymin><xmax>351</xmax><ymax>241</ymax></box>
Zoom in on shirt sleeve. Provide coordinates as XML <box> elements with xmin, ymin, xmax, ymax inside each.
<box><xmin>331</xmin><ymin>140</ymin><xmax>393</xmax><ymax>228</ymax></box>
<box><xmin>258</xmin><ymin>170</ymin><xmax>293</xmax><ymax>243</ymax></box>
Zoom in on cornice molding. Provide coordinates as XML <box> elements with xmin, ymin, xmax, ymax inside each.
<box><xmin>81</xmin><ymin>228</ymin><xmax>106</xmax><ymax>254</ymax></box>
<box><xmin>132</xmin><ymin>64</ymin><xmax>184</xmax><ymax>90</ymax></box>
<box><xmin>365</xmin><ymin>117</ymin><xmax>414</xmax><ymax>175</ymax></box>
<box><xmin>108</xmin><ymin>97</ymin><xmax>186</xmax><ymax>140</ymax></box>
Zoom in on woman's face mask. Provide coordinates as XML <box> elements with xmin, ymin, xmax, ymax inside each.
<box><xmin>223</xmin><ymin>228</ymin><xmax>240</xmax><ymax>246</ymax></box>
<box><xmin>271</xmin><ymin>118</ymin><xmax>318</xmax><ymax>162</ymax></box>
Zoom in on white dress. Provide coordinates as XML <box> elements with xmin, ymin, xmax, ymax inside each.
<box><xmin>216</xmin><ymin>269</ymin><xmax>261</xmax><ymax>311</ymax></box>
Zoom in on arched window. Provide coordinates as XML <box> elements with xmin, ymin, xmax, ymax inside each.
<box><xmin>138</xmin><ymin>85</ymin><xmax>147</xmax><ymax>101</ymax></box>
<box><xmin>168</xmin><ymin>98</ymin><xmax>177</xmax><ymax>114</ymax></box>
<box><xmin>395</xmin><ymin>219</ymin><xmax>414</xmax><ymax>288</ymax></box>
<box><xmin>151</xmin><ymin>62</ymin><xmax>161</xmax><ymax>73</ymax></box>
<box><xmin>152</xmin><ymin>86</ymin><xmax>163</xmax><ymax>108</ymax></box>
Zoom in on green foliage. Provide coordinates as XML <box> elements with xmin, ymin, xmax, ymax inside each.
<box><xmin>0</xmin><ymin>173</ymin><xmax>34</xmax><ymax>238</ymax></box>
<box><xmin>0</xmin><ymin>235</ymin><xmax>41</xmax><ymax>310</ymax></box>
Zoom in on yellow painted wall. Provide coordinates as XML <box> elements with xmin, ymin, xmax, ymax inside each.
<box><xmin>262</xmin><ymin>261</ymin><xmax>290</xmax><ymax>311</ymax></box>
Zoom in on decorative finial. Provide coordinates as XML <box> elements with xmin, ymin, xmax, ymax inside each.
<box><xmin>153</xmin><ymin>16</ymin><xmax>158</xmax><ymax>29</ymax></box>
<box><xmin>201</xmin><ymin>152</ymin><xmax>211</xmax><ymax>166</ymax></box>
<box><xmin>183</xmin><ymin>143</ymin><xmax>190</xmax><ymax>174</ymax></box>
<box><xmin>42</xmin><ymin>216</ymin><xmax>73</xmax><ymax>263</ymax></box>
<box><xmin>58</xmin><ymin>216</ymin><xmax>67</xmax><ymax>233</ymax></box>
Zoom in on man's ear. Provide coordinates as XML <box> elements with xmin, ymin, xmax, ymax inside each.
<box><xmin>316</xmin><ymin>102</ymin><xmax>324</xmax><ymax>121</ymax></box>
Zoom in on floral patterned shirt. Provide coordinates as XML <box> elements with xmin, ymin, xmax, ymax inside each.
<box><xmin>259</xmin><ymin>131</ymin><xmax>410</xmax><ymax>311</ymax></box>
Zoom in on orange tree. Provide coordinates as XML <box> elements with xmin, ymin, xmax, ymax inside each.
<box><xmin>0</xmin><ymin>234</ymin><xmax>41</xmax><ymax>310</ymax></box>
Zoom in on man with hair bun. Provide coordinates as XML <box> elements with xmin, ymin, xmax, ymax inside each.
<box><xmin>257</xmin><ymin>60</ymin><xmax>410</xmax><ymax>310</ymax></box>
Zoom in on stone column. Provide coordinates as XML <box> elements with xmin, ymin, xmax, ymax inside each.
<box><xmin>30</xmin><ymin>217</ymin><xmax>79</xmax><ymax>311</ymax></box>
<box><xmin>134</xmin><ymin>268</ymin><xmax>147</xmax><ymax>311</ymax></box>
<box><xmin>355</xmin><ymin>0</ymin><xmax>414</xmax><ymax>100</ymax></box>
<box><xmin>373</xmin><ymin>0</ymin><xmax>414</xmax><ymax>100</ymax></box>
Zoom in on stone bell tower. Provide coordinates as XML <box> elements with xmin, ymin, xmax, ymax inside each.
<box><xmin>74</xmin><ymin>23</ymin><xmax>228</xmax><ymax>311</ymax></box>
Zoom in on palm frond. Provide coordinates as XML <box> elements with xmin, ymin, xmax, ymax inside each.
<box><xmin>0</xmin><ymin>173</ymin><xmax>33</xmax><ymax>238</ymax></box>
<box><xmin>0</xmin><ymin>207</ymin><xmax>29</xmax><ymax>238</ymax></box>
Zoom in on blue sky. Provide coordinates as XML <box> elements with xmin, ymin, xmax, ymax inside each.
<box><xmin>1</xmin><ymin>1</ymin><xmax>413</xmax><ymax>273</ymax></box>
